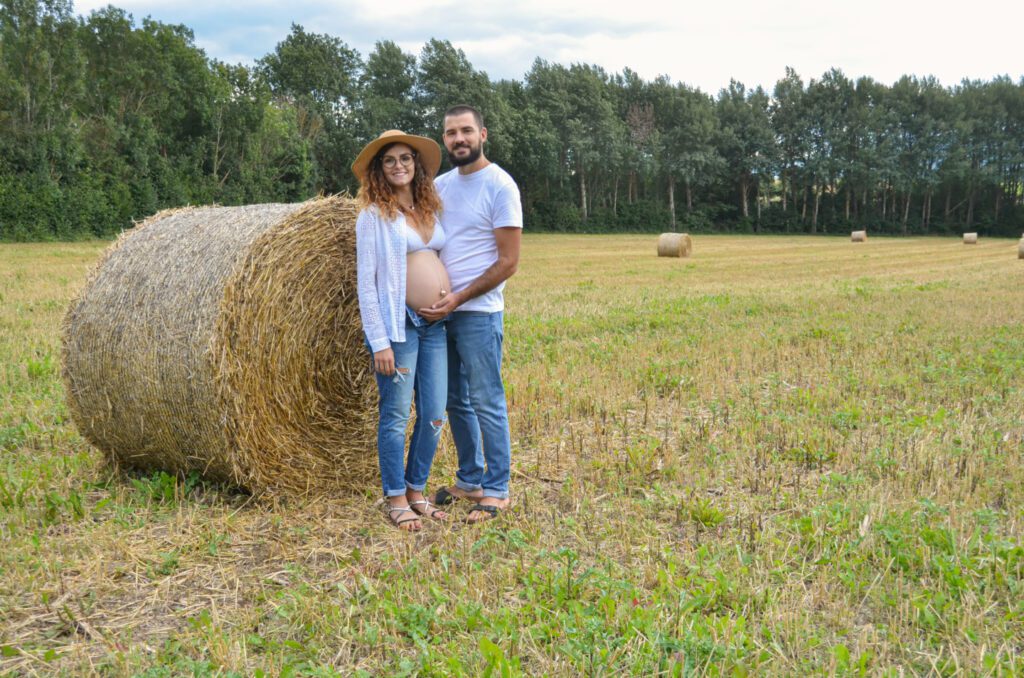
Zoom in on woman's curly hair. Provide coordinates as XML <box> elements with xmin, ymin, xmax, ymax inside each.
<box><xmin>356</xmin><ymin>143</ymin><xmax>443</xmax><ymax>223</ymax></box>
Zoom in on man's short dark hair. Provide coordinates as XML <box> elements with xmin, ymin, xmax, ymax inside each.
<box><xmin>444</xmin><ymin>104</ymin><xmax>484</xmax><ymax>129</ymax></box>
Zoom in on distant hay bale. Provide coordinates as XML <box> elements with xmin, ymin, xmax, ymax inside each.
<box><xmin>851</xmin><ymin>230</ymin><xmax>867</xmax><ymax>242</ymax></box>
<box><xmin>1018</xmin><ymin>239</ymin><xmax>1024</xmax><ymax>259</ymax></box>
<box><xmin>657</xmin><ymin>233</ymin><xmax>692</xmax><ymax>257</ymax></box>
<box><xmin>963</xmin><ymin>233</ymin><xmax>978</xmax><ymax>244</ymax></box>
<box><xmin>61</xmin><ymin>196</ymin><xmax>377</xmax><ymax>496</ymax></box>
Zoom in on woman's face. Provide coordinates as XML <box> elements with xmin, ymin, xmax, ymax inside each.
<box><xmin>379</xmin><ymin>143</ymin><xmax>416</xmax><ymax>190</ymax></box>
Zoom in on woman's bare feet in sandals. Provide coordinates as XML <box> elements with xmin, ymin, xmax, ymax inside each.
<box><xmin>407</xmin><ymin>490</ymin><xmax>449</xmax><ymax>521</ymax></box>
<box><xmin>385</xmin><ymin>497</ymin><xmax>421</xmax><ymax>531</ymax></box>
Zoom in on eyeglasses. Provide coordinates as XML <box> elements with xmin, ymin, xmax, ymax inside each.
<box><xmin>381</xmin><ymin>153</ymin><xmax>416</xmax><ymax>169</ymax></box>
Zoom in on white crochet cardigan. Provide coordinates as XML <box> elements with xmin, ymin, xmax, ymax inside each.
<box><xmin>355</xmin><ymin>206</ymin><xmax>441</xmax><ymax>352</ymax></box>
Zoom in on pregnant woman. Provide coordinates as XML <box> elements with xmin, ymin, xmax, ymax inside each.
<box><xmin>353</xmin><ymin>130</ymin><xmax>452</xmax><ymax>531</ymax></box>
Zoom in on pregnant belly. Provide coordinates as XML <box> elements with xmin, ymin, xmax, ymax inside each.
<box><xmin>406</xmin><ymin>250</ymin><xmax>451</xmax><ymax>311</ymax></box>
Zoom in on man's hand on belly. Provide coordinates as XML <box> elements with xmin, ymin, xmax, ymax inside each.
<box><xmin>418</xmin><ymin>289</ymin><xmax>464</xmax><ymax>321</ymax></box>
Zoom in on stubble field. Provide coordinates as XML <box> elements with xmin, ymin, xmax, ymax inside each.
<box><xmin>1</xmin><ymin>234</ymin><xmax>1022</xmax><ymax>676</ymax></box>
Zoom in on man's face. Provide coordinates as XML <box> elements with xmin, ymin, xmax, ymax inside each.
<box><xmin>442</xmin><ymin>112</ymin><xmax>487</xmax><ymax>167</ymax></box>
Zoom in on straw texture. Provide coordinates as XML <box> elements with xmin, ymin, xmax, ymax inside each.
<box><xmin>61</xmin><ymin>196</ymin><xmax>376</xmax><ymax>496</ymax></box>
<box><xmin>963</xmin><ymin>233</ymin><xmax>978</xmax><ymax>244</ymax></box>
<box><xmin>851</xmin><ymin>230</ymin><xmax>867</xmax><ymax>242</ymax></box>
<box><xmin>657</xmin><ymin>233</ymin><xmax>692</xmax><ymax>257</ymax></box>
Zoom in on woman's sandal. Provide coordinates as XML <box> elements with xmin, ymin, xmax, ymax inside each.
<box><xmin>409</xmin><ymin>500</ymin><xmax>448</xmax><ymax>521</ymax></box>
<box><xmin>385</xmin><ymin>504</ymin><xmax>421</xmax><ymax>530</ymax></box>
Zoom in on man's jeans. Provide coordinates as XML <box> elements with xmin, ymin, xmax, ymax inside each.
<box><xmin>373</xmin><ymin>312</ymin><xmax>447</xmax><ymax>497</ymax></box>
<box><xmin>446</xmin><ymin>311</ymin><xmax>511</xmax><ymax>499</ymax></box>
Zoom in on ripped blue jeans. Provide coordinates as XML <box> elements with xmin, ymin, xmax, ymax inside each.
<box><xmin>372</xmin><ymin>311</ymin><xmax>447</xmax><ymax>497</ymax></box>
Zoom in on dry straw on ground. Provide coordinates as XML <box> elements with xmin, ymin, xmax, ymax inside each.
<box><xmin>851</xmin><ymin>230</ymin><xmax>867</xmax><ymax>242</ymax></box>
<box><xmin>61</xmin><ymin>196</ymin><xmax>377</xmax><ymax>496</ymax></box>
<box><xmin>963</xmin><ymin>232</ymin><xmax>979</xmax><ymax>244</ymax></box>
<box><xmin>657</xmin><ymin>232</ymin><xmax>692</xmax><ymax>257</ymax></box>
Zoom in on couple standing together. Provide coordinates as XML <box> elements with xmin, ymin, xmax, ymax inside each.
<box><xmin>353</xmin><ymin>105</ymin><xmax>522</xmax><ymax>531</ymax></box>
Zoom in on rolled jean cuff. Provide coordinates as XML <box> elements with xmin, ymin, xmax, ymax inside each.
<box><xmin>385</xmin><ymin>489</ymin><xmax>407</xmax><ymax>498</ymax></box>
<box><xmin>482</xmin><ymin>489</ymin><xmax>509</xmax><ymax>500</ymax></box>
<box><xmin>405</xmin><ymin>481</ymin><xmax>426</xmax><ymax>492</ymax></box>
<box><xmin>455</xmin><ymin>479</ymin><xmax>482</xmax><ymax>493</ymax></box>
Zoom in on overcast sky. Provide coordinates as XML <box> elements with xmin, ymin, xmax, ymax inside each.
<box><xmin>72</xmin><ymin>0</ymin><xmax>1023</xmax><ymax>94</ymax></box>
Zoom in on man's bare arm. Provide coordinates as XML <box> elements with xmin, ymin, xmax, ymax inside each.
<box><xmin>418</xmin><ymin>227</ymin><xmax>521</xmax><ymax>320</ymax></box>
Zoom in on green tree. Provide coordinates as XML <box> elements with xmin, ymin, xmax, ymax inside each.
<box><xmin>0</xmin><ymin>0</ymin><xmax>83</xmax><ymax>238</ymax></box>
<box><xmin>524</xmin><ymin>60</ymin><xmax>623</xmax><ymax>224</ymax></box>
<box><xmin>482</xmin><ymin>79</ymin><xmax>560</xmax><ymax>224</ymax></box>
<box><xmin>259</xmin><ymin>24</ymin><xmax>362</xmax><ymax>192</ymax></box>
<box><xmin>716</xmin><ymin>80</ymin><xmax>774</xmax><ymax>227</ymax></box>
<box><xmin>415</xmin><ymin>38</ymin><xmax>492</xmax><ymax>138</ymax></box>
<box><xmin>647</xmin><ymin>77</ymin><xmax>722</xmax><ymax>228</ymax></box>
<box><xmin>802</xmin><ymin>70</ymin><xmax>854</xmax><ymax>232</ymax></box>
<box><xmin>614</xmin><ymin>68</ymin><xmax>655</xmax><ymax>209</ymax></box>
<box><xmin>771</xmin><ymin>68</ymin><xmax>808</xmax><ymax>219</ymax></box>
<box><xmin>355</xmin><ymin>40</ymin><xmax>421</xmax><ymax>139</ymax></box>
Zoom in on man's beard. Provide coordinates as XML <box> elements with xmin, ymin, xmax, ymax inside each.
<box><xmin>448</xmin><ymin>142</ymin><xmax>482</xmax><ymax>167</ymax></box>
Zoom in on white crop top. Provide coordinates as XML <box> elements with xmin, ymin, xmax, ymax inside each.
<box><xmin>405</xmin><ymin>219</ymin><xmax>445</xmax><ymax>253</ymax></box>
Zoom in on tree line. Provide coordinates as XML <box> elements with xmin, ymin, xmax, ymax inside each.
<box><xmin>2</xmin><ymin>0</ymin><xmax>1023</xmax><ymax>240</ymax></box>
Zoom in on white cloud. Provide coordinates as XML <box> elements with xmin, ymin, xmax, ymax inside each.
<box><xmin>72</xmin><ymin>0</ymin><xmax>1024</xmax><ymax>92</ymax></box>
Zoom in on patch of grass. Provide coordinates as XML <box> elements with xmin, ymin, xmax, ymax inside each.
<box><xmin>25</xmin><ymin>352</ymin><xmax>55</xmax><ymax>380</ymax></box>
<box><xmin>1</xmin><ymin>236</ymin><xmax>1022</xmax><ymax>675</ymax></box>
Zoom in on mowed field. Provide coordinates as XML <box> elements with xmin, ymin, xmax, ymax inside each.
<box><xmin>1</xmin><ymin>234</ymin><xmax>1022</xmax><ymax>676</ymax></box>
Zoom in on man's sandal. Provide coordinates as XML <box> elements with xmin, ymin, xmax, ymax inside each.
<box><xmin>465</xmin><ymin>503</ymin><xmax>500</xmax><ymax>524</ymax></box>
<box><xmin>432</xmin><ymin>487</ymin><xmax>457</xmax><ymax>506</ymax></box>
<box><xmin>409</xmin><ymin>500</ymin><xmax>448</xmax><ymax>521</ymax></box>
<box><xmin>385</xmin><ymin>505</ymin><xmax>420</xmax><ymax>530</ymax></box>
<box><xmin>432</xmin><ymin>486</ymin><xmax>483</xmax><ymax>506</ymax></box>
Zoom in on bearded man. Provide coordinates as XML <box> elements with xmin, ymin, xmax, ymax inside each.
<box><xmin>417</xmin><ymin>104</ymin><xmax>522</xmax><ymax>524</ymax></box>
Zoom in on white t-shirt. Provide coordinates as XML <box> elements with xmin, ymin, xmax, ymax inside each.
<box><xmin>435</xmin><ymin>163</ymin><xmax>523</xmax><ymax>313</ymax></box>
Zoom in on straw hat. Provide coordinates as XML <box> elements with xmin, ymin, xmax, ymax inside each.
<box><xmin>351</xmin><ymin>130</ymin><xmax>442</xmax><ymax>182</ymax></box>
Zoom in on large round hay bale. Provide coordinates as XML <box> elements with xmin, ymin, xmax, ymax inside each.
<box><xmin>61</xmin><ymin>196</ymin><xmax>377</xmax><ymax>496</ymax></box>
<box><xmin>1018</xmin><ymin>239</ymin><xmax>1024</xmax><ymax>259</ymax></box>
<box><xmin>963</xmin><ymin>232</ymin><xmax>978</xmax><ymax>244</ymax></box>
<box><xmin>657</xmin><ymin>233</ymin><xmax>692</xmax><ymax>257</ymax></box>
<box><xmin>851</xmin><ymin>230</ymin><xmax>867</xmax><ymax>242</ymax></box>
